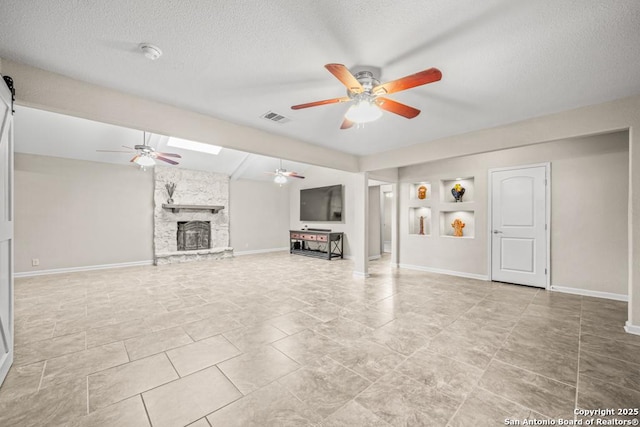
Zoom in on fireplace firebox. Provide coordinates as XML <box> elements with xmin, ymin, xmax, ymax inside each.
<box><xmin>177</xmin><ymin>221</ymin><xmax>211</xmax><ymax>251</ymax></box>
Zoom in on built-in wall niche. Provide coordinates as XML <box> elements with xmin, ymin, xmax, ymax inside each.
<box><xmin>440</xmin><ymin>177</ymin><xmax>474</xmax><ymax>203</ymax></box>
<box><xmin>409</xmin><ymin>207</ymin><xmax>431</xmax><ymax>236</ymax></box>
<box><xmin>439</xmin><ymin>210</ymin><xmax>475</xmax><ymax>238</ymax></box>
<box><xmin>409</xmin><ymin>182</ymin><xmax>432</xmax><ymax>200</ymax></box>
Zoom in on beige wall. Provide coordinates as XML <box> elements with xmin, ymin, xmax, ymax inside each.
<box><xmin>14</xmin><ymin>155</ymin><xmax>292</xmax><ymax>272</ymax></box>
<box><xmin>14</xmin><ymin>153</ymin><xmax>154</xmax><ymax>272</ymax></box>
<box><xmin>399</xmin><ymin>131</ymin><xmax>629</xmax><ymax>295</ymax></box>
<box><xmin>230</xmin><ymin>179</ymin><xmax>290</xmax><ymax>253</ymax></box>
<box><xmin>289</xmin><ymin>166</ymin><xmax>357</xmax><ymax>257</ymax></box>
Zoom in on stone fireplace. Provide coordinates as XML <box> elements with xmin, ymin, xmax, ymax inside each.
<box><xmin>177</xmin><ymin>221</ymin><xmax>211</xmax><ymax>251</ymax></box>
<box><xmin>153</xmin><ymin>166</ymin><xmax>233</xmax><ymax>265</ymax></box>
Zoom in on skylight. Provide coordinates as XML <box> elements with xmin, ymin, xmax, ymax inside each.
<box><xmin>167</xmin><ymin>137</ymin><xmax>222</xmax><ymax>155</ymax></box>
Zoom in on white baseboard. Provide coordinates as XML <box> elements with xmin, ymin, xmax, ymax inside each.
<box><xmin>14</xmin><ymin>260</ymin><xmax>154</xmax><ymax>278</ymax></box>
<box><xmin>369</xmin><ymin>254</ymin><xmax>381</xmax><ymax>261</ymax></box>
<box><xmin>550</xmin><ymin>285</ymin><xmax>628</xmax><ymax>302</ymax></box>
<box><xmin>398</xmin><ymin>263</ymin><xmax>489</xmax><ymax>281</ymax></box>
<box><xmin>624</xmin><ymin>321</ymin><xmax>640</xmax><ymax>336</ymax></box>
<box><xmin>234</xmin><ymin>247</ymin><xmax>288</xmax><ymax>256</ymax></box>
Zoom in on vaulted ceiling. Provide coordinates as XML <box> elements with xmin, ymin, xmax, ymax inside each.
<box><xmin>1</xmin><ymin>0</ymin><xmax>639</xmax><ymax>157</ymax></box>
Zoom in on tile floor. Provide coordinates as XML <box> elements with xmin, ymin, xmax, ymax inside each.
<box><xmin>1</xmin><ymin>253</ymin><xmax>639</xmax><ymax>426</ymax></box>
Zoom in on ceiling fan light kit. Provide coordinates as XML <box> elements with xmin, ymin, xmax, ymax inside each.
<box><xmin>291</xmin><ymin>64</ymin><xmax>442</xmax><ymax>129</ymax></box>
<box><xmin>274</xmin><ymin>174</ymin><xmax>288</xmax><ymax>185</ymax></box>
<box><xmin>344</xmin><ymin>101</ymin><xmax>383</xmax><ymax>123</ymax></box>
<box><xmin>134</xmin><ymin>154</ymin><xmax>155</xmax><ymax>167</ymax></box>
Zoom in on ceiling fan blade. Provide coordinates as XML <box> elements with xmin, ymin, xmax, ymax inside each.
<box><xmin>375</xmin><ymin>97</ymin><xmax>421</xmax><ymax>119</ymax></box>
<box><xmin>130</xmin><ymin>155</ymin><xmax>140</xmax><ymax>163</ymax></box>
<box><xmin>340</xmin><ymin>118</ymin><xmax>355</xmax><ymax>130</ymax></box>
<box><xmin>155</xmin><ymin>155</ymin><xmax>179</xmax><ymax>165</ymax></box>
<box><xmin>96</xmin><ymin>149</ymin><xmax>134</xmax><ymax>153</ymax></box>
<box><xmin>291</xmin><ymin>97</ymin><xmax>351</xmax><ymax>110</ymax></box>
<box><xmin>122</xmin><ymin>145</ymin><xmax>135</xmax><ymax>150</ymax></box>
<box><xmin>282</xmin><ymin>171</ymin><xmax>305</xmax><ymax>178</ymax></box>
<box><xmin>325</xmin><ymin>64</ymin><xmax>364</xmax><ymax>94</ymax></box>
<box><xmin>373</xmin><ymin>67</ymin><xmax>442</xmax><ymax>95</ymax></box>
<box><xmin>156</xmin><ymin>152</ymin><xmax>182</xmax><ymax>158</ymax></box>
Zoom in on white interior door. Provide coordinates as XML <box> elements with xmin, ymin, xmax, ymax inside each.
<box><xmin>0</xmin><ymin>78</ymin><xmax>14</xmax><ymax>385</ymax></box>
<box><xmin>491</xmin><ymin>165</ymin><xmax>548</xmax><ymax>288</ymax></box>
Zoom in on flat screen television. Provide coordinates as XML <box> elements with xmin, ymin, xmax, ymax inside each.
<box><xmin>300</xmin><ymin>185</ymin><xmax>343</xmax><ymax>222</ymax></box>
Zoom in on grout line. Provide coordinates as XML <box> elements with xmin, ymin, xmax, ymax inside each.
<box><xmin>140</xmin><ymin>394</ymin><xmax>154</xmax><ymax>427</ymax></box>
<box><xmin>164</xmin><ymin>351</ymin><xmax>181</xmax><ymax>378</ymax></box>
<box><xmin>86</xmin><ymin>375</ymin><xmax>90</xmax><ymax>415</ymax></box>
<box><xmin>477</xmin><ymin>385</ymin><xmax>555</xmax><ymax>420</ymax></box>
<box><xmin>37</xmin><ymin>360</ymin><xmax>47</xmax><ymax>392</ymax></box>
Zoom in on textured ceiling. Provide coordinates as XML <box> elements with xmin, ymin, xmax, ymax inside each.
<box><xmin>1</xmin><ymin>0</ymin><xmax>639</xmax><ymax>156</ymax></box>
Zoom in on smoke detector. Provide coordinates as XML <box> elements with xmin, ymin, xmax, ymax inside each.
<box><xmin>139</xmin><ymin>43</ymin><xmax>162</xmax><ymax>60</ymax></box>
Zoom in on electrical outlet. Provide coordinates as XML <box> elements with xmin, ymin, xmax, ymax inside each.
<box><xmin>32</xmin><ymin>258</ymin><xmax>39</xmax><ymax>266</ymax></box>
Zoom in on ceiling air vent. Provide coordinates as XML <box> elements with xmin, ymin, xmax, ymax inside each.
<box><xmin>261</xmin><ymin>111</ymin><xmax>291</xmax><ymax>124</ymax></box>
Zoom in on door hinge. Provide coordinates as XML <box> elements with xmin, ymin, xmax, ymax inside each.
<box><xmin>545</xmin><ymin>178</ymin><xmax>547</xmax><ymax>186</ymax></box>
<box><xmin>545</xmin><ymin>268</ymin><xmax>548</xmax><ymax>275</ymax></box>
<box><xmin>545</xmin><ymin>224</ymin><xmax>547</xmax><ymax>230</ymax></box>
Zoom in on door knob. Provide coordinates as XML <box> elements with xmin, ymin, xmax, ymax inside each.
<box><xmin>493</xmin><ymin>230</ymin><xmax>503</xmax><ymax>234</ymax></box>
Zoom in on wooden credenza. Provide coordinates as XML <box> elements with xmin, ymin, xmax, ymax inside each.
<box><xmin>289</xmin><ymin>230</ymin><xmax>343</xmax><ymax>260</ymax></box>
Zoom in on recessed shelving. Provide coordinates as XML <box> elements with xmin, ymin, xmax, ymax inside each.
<box><xmin>409</xmin><ymin>207</ymin><xmax>431</xmax><ymax>236</ymax></box>
<box><xmin>440</xmin><ymin>177</ymin><xmax>474</xmax><ymax>203</ymax></box>
<box><xmin>439</xmin><ymin>210</ymin><xmax>475</xmax><ymax>238</ymax></box>
<box><xmin>409</xmin><ymin>182</ymin><xmax>432</xmax><ymax>201</ymax></box>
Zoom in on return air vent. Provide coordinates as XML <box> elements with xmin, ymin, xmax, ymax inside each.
<box><xmin>261</xmin><ymin>111</ymin><xmax>291</xmax><ymax>124</ymax></box>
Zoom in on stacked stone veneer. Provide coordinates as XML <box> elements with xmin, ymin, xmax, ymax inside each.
<box><xmin>154</xmin><ymin>166</ymin><xmax>233</xmax><ymax>265</ymax></box>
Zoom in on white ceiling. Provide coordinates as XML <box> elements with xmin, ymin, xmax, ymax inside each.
<box><xmin>1</xmin><ymin>1</ymin><xmax>640</xmax><ymax>157</ymax></box>
<box><xmin>14</xmin><ymin>106</ymin><xmax>311</xmax><ymax>181</ymax></box>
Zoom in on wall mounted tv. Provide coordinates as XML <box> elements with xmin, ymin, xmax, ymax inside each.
<box><xmin>300</xmin><ymin>185</ymin><xmax>343</xmax><ymax>222</ymax></box>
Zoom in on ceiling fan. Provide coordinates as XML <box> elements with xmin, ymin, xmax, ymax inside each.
<box><xmin>291</xmin><ymin>64</ymin><xmax>442</xmax><ymax>129</ymax></box>
<box><xmin>266</xmin><ymin>160</ymin><xmax>305</xmax><ymax>185</ymax></box>
<box><xmin>97</xmin><ymin>132</ymin><xmax>182</xmax><ymax>167</ymax></box>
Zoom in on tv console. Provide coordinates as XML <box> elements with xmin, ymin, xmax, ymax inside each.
<box><xmin>289</xmin><ymin>230</ymin><xmax>343</xmax><ymax>260</ymax></box>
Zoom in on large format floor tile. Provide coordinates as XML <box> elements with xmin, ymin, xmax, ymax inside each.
<box><xmin>3</xmin><ymin>252</ymin><xmax>638</xmax><ymax>426</ymax></box>
<box><xmin>143</xmin><ymin>366</ymin><xmax>242</xmax><ymax>427</ymax></box>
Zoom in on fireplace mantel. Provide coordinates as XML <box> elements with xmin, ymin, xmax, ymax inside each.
<box><xmin>161</xmin><ymin>204</ymin><xmax>224</xmax><ymax>214</ymax></box>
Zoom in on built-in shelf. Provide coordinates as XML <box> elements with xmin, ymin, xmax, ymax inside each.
<box><xmin>409</xmin><ymin>207</ymin><xmax>431</xmax><ymax>236</ymax></box>
<box><xmin>440</xmin><ymin>177</ymin><xmax>475</xmax><ymax>203</ymax></box>
<box><xmin>162</xmin><ymin>204</ymin><xmax>224</xmax><ymax>214</ymax></box>
<box><xmin>439</xmin><ymin>210</ymin><xmax>475</xmax><ymax>238</ymax></box>
<box><xmin>409</xmin><ymin>182</ymin><xmax>432</xmax><ymax>201</ymax></box>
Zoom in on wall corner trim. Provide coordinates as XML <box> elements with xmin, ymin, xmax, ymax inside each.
<box><xmin>398</xmin><ymin>263</ymin><xmax>489</xmax><ymax>281</ymax></box>
<box><xmin>352</xmin><ymin>271</ymin><xmax>370</xmax><ymax>278</ymax></box>
<box><xmin>624</xmin><ymin>321</ymin><xmax>640</xmax><ymax>336</ymax></box>
<box><xmin>550</xmin><ymin>285</ymin><xmax>628</xmax><ymax>302</ymax></box>
<box><xmin>14</xmin><ymin>260</ymin><xmax>154</xmax><ymax>278</ymax></box>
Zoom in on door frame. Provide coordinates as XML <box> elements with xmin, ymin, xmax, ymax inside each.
<box><xmin>487</xmin><ymin>162</ymin><xmax>551</xmax><ymax>289</ymax></box>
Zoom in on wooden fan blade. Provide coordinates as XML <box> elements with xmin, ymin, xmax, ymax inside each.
<box><xmin>156</xmin><ymin>152</ymin><xmax>182</xmax><ymax>158</ymax></box>
<box><xmin>130</xmin><ymin>155</ymin><xmax>139</xmax><ymax>163</ymax></box>
<box><xmin>373</xmin><ymin>67</ymin><xmax>442</xmax><ymax>95</ymax></box>
<box><xmin>325</xmin><ymin>64</ymin><xmax>364</xmax><ymax>93</ymax></box>
<box><xmin>96</xmin><ymin>150</ymin><xmax>134</xmax><ymax>153</ymax></box>
<box><xmin>375</xmin><ymin>97</ymin><xmax>421</xmax><ymax>119</ymax></box>
<box><xmin>340</xmin><ymin>118</ymin><xmax>355</xmax><ymax>130</ymax></box>
<box><xmin>155</xmin><ymin>155</ymin><xmax>179</xmax><ymax>165</ymax></box>
<box><xmin>291</xmin><ymin>97</ymin><xmax>351</xmax><ymax>110</ymax></box>
<box><xmin>283</xmin><ymin>171</ymin><xmax>305</xmax><ymax>179</ymax></box>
